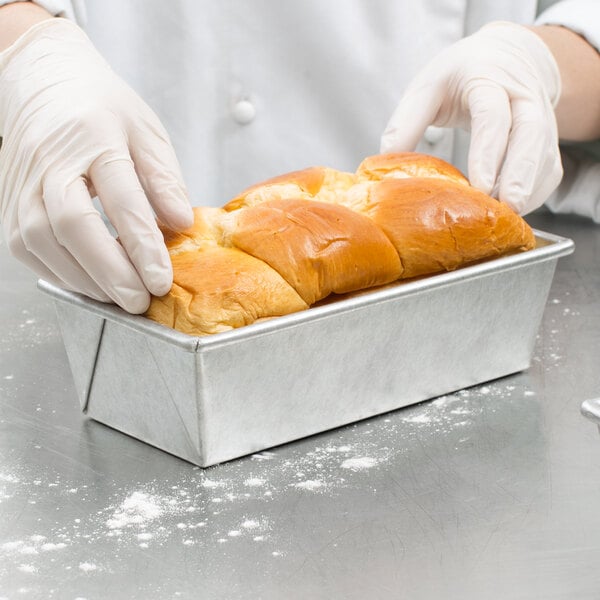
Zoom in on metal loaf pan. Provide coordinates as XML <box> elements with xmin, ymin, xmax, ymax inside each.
<box><xmin>39</xmin><ymin>229</ymin><xmax>574</xmax><ymax>467</ymax></box>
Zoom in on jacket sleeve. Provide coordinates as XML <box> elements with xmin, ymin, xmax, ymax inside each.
<box><xmin>545</xmin><ymin>148</ymin><xmax>600</xmax><ymax>223</ymax></box>
<box><xmin>535</xmin><ymin>0</ymin><xmax>600</xmax><ymax>51</ymax></box>
<box><xmin>0</xmin><ymin>0</ymin><xmax>86</xmax><ymax>24</ymax></box>
<box><xmin>535</xmin><ymin>0</ymin><xmax>600</xmax><ymax>221</ymax></box>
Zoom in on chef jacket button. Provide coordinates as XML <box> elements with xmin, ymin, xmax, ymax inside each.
<box><xmin>424</xmin><ymin>125</ymin><xmax>445</xmax><ymax>145</ymax></box>
<box><xmin>232</xmin><ymin>99</ymin><xmax>256</xmax><ymax>125</ymax></box>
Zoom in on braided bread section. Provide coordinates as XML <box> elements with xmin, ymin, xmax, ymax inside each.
<box><xmin>146</xmin><ymin>152</ymin><xmax>535</xmax><ymax>335</ymax></box>
<box><xmin>145</xmin><ymin>207</ymin><xmax>308</xmax><ymax>335</ymax></box>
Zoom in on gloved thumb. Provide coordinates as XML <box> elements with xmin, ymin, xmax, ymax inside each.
<box><xmin>380</xmin><ymin>80</ymin><xmax>444</xmax><ymax>153</ymax></box>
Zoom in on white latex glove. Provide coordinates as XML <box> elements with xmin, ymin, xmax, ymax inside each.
<box><xmin>0</xmin><ymin>18</ymin><xmax>193</xmax><ymax>313</ymax></box>
<box><xmin>380</xmin><ymin>21</ymin><xmax>562</xmax><ymax>215</ymax></box>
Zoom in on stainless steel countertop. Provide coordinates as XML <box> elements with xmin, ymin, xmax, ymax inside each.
<box><xmin>1</xmin><ymin>208</ymin><xmax>600</xmax><ymax>600</ymax></box>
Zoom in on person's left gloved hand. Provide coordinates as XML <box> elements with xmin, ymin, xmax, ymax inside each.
<box><xmin>0</xmin><ymin>18</ymin><xmax>193</xmax><ymax>314</ymax></box>
<box><xmin>380</xmin><ymin>21</ymin><xmax>563</xmax><ymax>215</ymax></box>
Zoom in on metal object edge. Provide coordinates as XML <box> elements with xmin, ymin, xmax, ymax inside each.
<box><xmin>37</xmin><ymin>229</ymin><xmax>575</xmax><ymax>353</ymax></box>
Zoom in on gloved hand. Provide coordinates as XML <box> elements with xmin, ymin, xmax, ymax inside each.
<box><xmin>0</xmin><ymin>18</ymin><xmax>193</xmax><ymax>313</ymax></box>
<box><xmin>380</xmin><ymin>21</ymin><xmax>563</xmax><ymax>215</ymax></box>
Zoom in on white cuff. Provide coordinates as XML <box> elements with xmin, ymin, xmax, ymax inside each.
<box><xmin>546</xmin><ymin>149</ymin><xmax>600</xmax><ymax>223</ymax></box>
<box><xmin>0</xmin><ymin>0</ymin><xmax>85</xmax><ymax>24</ymax></box>
<box><xmin>536</xmin><ymin>0</ymin><xmax>600</xmax><ymax>53</ymax></box>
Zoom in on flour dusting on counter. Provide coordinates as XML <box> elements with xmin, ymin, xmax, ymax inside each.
<box><xmin>17</xmin><ymin>564</ymin><xmax>37</xmax><ymax>573</ymax></box>
<box><xmin>402</xmin><ymin>413</ymin><xmax>432</xmax><ymax>424</ymax></box>
<box><xmin>243</xmin><ymin>477</ymin><xmax>266</xmax><ymax>487</ymax></box>
<box><xmin>0</xmin><ymin>375</ymin><xmax>543</xmax><ymax>586</ymax></box>
<box><xmin>241</xmin><ymin>519</ymin><xmax>260</xmax><ymax>529</ymax></box>
<box><xmin>340</xmin><ymin>457</ymin><xmax>378</xmax><ymax>471</ymax></box>
<box><xmin>201</xmin><ymin>478</ymin><xmax>223</xmax><ymax>489</ymax></box>
<box><xmin>106</xmin><ymin>492</ymin><xmax>163</xmax><ymax>530</ymax></box>
<box><xmin>0</xmin><ymin>310</ymin><xmax>60</xmax><ymax>352</ymax></box>
<box><xmin>293</xmin><ymin>480</ymin><xmax>325</xmax><ymax>491</ymax></box>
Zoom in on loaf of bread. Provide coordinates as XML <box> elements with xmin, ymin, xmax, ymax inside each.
<box><xmin>146</xmin><ymin>152</ymin><xmax>536</xmax><ymax>335</ymax></box>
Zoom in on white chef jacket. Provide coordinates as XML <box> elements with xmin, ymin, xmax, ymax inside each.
<box><xmin>534</xmin><ymin>0</ymin><xmax>600</xmax><ymax>222</ymax></box>
<box><xmin>79</xmin><ymin>0</ymin><xmax>539</xmax><ymax>206</ymax></box>
<box><xmin>4</xmin><ymin>0</ymin><xmax>600</xmax><ymax>219</ymax></box>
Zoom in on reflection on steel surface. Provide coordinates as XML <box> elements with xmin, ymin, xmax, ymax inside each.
<box><xmin>581</xmin><ymin>398</ymin><xmax>600</xmax><ymax>434</ymax></box>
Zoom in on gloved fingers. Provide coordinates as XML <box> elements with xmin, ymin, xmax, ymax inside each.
<box><xmin>498</xmin><ymin>97</ymin><xmax>561</xmax><ymax>214</ymax></box>
<box><xmin>465</xmin><ymin>82</ymin><xmax>512</xmax><ymax>196</ymax></box>
<box><xmin>12</xmin><ymin>194</ymin><xmax>112</xmax><ymax>302</ymax></box>
<box><xmin>89</xmin><ymin>152</ymin><xmax>173</xmax><ymax>297</ymax></box>
<box><xmin>6</xmin><ymin>222</ymin><xmax>89</xmax><ymax>294</ymax></box>
<box><xmin>518</xmin><ymin>144</ymin><xmax>563</xmax><ymax>215</ymax></box>
<box><xmin>129</xmin><ymin>124</ymin><xmax>193</xmax><ymax>231</ymax></box>
<box><xmin>43</xmin><ymin>176</ymin><xmax>152</xmax><ymax>313</ymax></box>
<box><xmin>85</xmin><ymin>178</ymin><xmax>97</xmax><ymax>199</ymax></box>
<box><xmin>380</xmin><ymin>78</ymin><xmax>445</xmax><ymax>153</ymax></box>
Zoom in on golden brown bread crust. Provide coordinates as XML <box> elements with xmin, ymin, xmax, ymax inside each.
<box><xmin>356</xmin><ymin>152</ymin><xmax>469</xmax><ymax>185</ymax></box>
<box><xmin>145</xmin><ymin>152</ymin><xmax>536</xmax><ymax>336</ymax></box>
<box><xmin>224</xmin><ymin>167</ymin><xmax>357</xmax><ymax>211</ymax></box>
<box><xmin>224</xmin><ymin>167</ymin><xmax>328</xmax><ymax>211</ymax></box>
<box><xmin>145</xmin><ymin>208</ymin><xmax>308</xmax><ymax>336</ymax></box>
<box><xmin>146</xmin><ymin>246</ymin><xmax>308</xmax><ymax>336</ymax></box>
<box><xmin>228</xmin><ymin>198</ymin><xmax>402</xmax><ymax>305</ymax></box>
<box><xmin>363</xmin><ymin>178</ymin><xmax>535</xmax><ymax>278</ymax></box>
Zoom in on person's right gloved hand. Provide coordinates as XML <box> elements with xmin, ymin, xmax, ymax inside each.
<box><xmin>381</xmin><ymin>21</ymin><xmax>563</xmax><ymax>216</ymax></box>
<box><xmin>0</xmin><ymin>18</ymin><xmax>193</xmax><ymax>313</ymax></box>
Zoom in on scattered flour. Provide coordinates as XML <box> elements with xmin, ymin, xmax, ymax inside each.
<box><xmin>251</xmin><ymin>452</ymin><xmax>276</xmax><ymax>461</ymax></box>
<box><xmin>243</xmin><ymin>478</ymin><xmax>265</xmax><ymax>487</ymax></box>
<box><xmin>340</xmin><ymin>457</ymin><xmax>378</xmax><ymax>471</ymax></box>
<box><xmin>17</xmin><ymin>564</ymin><xmax>36</xmax><ymax>573</ymax></box>
<box><xmin>2</xmin><ymin>541</ymin><xmax>23</xmax><ymax>552</ymax></box>
<box><xmin>294</xmin><ymin>480</ymin><xmax>325</xmax><ymax>491</ymax></box>
<box><xmin>431</xmin><ymin>396</ymin><xmax>452</xmax><ymax>407</ymax></box>
<box><xmin>450</xmin><ymin>407</ymin><xmax>472</xmax><ymax>416</ymax></box>
<box><xmin>201</xmin><ymin>479</ymin><xmax>223</xmax><ymax>489</ymax></box>
<box><xmin>0</xmin><ymin>375</ymin><xmax>544</xmax><ymax>580</ymax></box>
<box><xmin>241</xmin><ymin>520</ymin><xmax>260</xmax><ymax>529</ymax></box>
<box><xmin>403</xmin><ymin>414</ymin><xmax>432</xmax><ymax>424</ymax></box>
<box><xmin>0</xmin><ymin>474</ymin><xmax>19</xmax><ymax>484</ymax></box>
<box><xmin>106</xmin><ymin>492</ymin><xmax>162</xmax><ymax>530</ymax></box>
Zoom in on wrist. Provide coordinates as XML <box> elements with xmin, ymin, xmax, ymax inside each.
<box><xmin>0</xmin><ymin>17</ymin><xmax>100</xmax><ymax>136</ymax></box>
<box><xmin>0</xmin><ymin>1</ymin><xmax>52</xmax><ymax>51</ymax></box>
<box><xmin>479</xmin><ymin>21</ymin><xmax>562</xmax><ymax>108</ymax></box>
<box><xmin>530</xmin><ymin>24</ymin><xmax>600</xmax><ymax>141</ymax></box>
